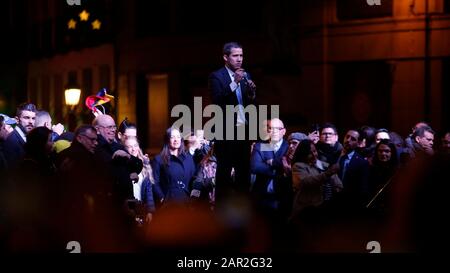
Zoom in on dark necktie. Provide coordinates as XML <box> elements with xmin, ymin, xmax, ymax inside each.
<box><xmin>232</xmin><ymin>74</ymin><xmax>246</xmax><ymax>124</ymax></box>
<box><xmin>340</xmin><ymin>154</ymin><xmax>350</xmax><ymax>183</ymax></box>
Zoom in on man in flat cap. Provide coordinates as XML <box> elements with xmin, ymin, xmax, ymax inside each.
<box><xmin>1</xmin><ymin>114</ymin><xmax>17</xmax><ymax>171</ymax></box>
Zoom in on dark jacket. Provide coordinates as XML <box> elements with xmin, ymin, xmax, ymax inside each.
<box><xmin>141</xmin><ymin>176</ymin><xmax>156</xmax><ymax>213</ymax></box>
<box><xmin>94</xmin><ymin>135</ymin><xmax>143</xmax><ymax>206</ymax></box>
<box><xmin>336</xmin><ymin>151</ymin><xmax>370</xmax><ymax>209</ymax></box>
<box><xmin>57</xmin><ymin>140</ymin><xmax>112</xmax><ymax>200</ymax></box>
<box><xmin>56</xmin><ymin>141</ymin><xmax>132</xmax><ymax>252</ymax></box>
<box><xmin>0</xmin><ymin>141</ymin><xmax>7</xmax><ymax>171</ymax></box>
<box><xmin>4</xmin><ymin>148</ymin><xmax>58</xmax><ymax>251</ymax></box>
<box><xmin>3</xmin><ymin>128</ymin><xmax>26</xmax><ymax>168</ymax></box>
<box><xmin>251</xmin><ymin>140</ymin><xmax>289</xmax><ymax>194</ymax></box>
<box><xmin>316</xmin><ymin>141</ymin><xmax>343</xmax><ymax>165</ymax></box>
<box><xmin>208</xmin><ymin>67</ymin><xmax>256</xmax><ymax>136</ymax></box>
<box><xmin>151</xmin><ymin>153</ymin><xmax>196</xmax><ymax>204</ymax></box>
<box><xmin>209</xmin><ymin>66</ymin><xmax>255</xmax><ymax>109</ymax></box>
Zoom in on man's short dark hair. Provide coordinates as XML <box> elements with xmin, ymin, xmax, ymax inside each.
<box><xmin>74</xmin><ymin>124</ymin><xmax>97</xmax><ymax>139</ymax></box>
<box><xmin>16</xmin><ymin>102</ymin><xmax>37</xmax><ymax>117</ymax></box>
<box><xmin>223</xmin><ymin>42</ymin><xmax>242</xmax><ymax>56</ymax></box>
<box><xmin>320</xmin><ymin>122</ymin><xmax>338</xmax><ymax>135</ymax></box>
<box><xmin>413</xmin><ymin>126</ymin><xmax>435</xmax><ymax>139</ymax></box>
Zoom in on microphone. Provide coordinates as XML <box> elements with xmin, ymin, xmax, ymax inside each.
<box><xmin>242</xmin><ymin>71</ymin><xmax>256</xmax><ymax>98</ymax></box>
<box><xmin>242</xmin><ymin>72</ymin><xmax>249</xmax><ymax>84</ymax></box>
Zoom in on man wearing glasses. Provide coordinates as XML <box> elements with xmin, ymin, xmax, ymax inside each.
<box><xmin>94</xmin><ymin>115</ymin><xmax>117</xmax><ymax>145</ymax></box>
<box><xmin>316</xmin><ymin>123</ymin><xmax>343</xmax><ymax>165</ymax></box>
<box><xmin>250</xmin><ymin>118</ymin><xmax>289</xmax><ymax>247</ymax></box>
<box><xmin>57</xmin><ymin>124</ymin><xmax>129</xmax><ymax>251</ymax></box>
<box><xmin>92</xmin><ymin>114</ymin><xmax>143</xmax><ymax>211</ymax></box>
<box><xmin>77</xmin><ymin>126</ymin><xmax>98</xmax><ymax>154</ymax></box>
<box><xmin>57</xmin><ymin>125</ymin><xmax>99</xmax><ymax>169</ymax></box>
<box><xmin>251</xmin><ymin>119</ymin><xmax>288</xmax><ymax>212</ymax></box>
<box><xmin>57</xmin><ymin>125</ymin><xmax>98</xmax><ymax>165</ymax></box>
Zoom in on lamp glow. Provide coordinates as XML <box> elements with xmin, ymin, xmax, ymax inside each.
<box><xmin>65</xmin><ymin>88</ymin><xmax>81</xmax><ymax>106</ymax></box>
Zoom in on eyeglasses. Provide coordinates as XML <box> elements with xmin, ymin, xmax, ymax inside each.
<box><xmin>268</xmin><ymin>127</ymin><xmax>284</xmax><ymax>131</ymax></box>
<box><xmin>80</xmin><ymin>134</ymin><xmax>98</xmax><ymax>142</ymax></box>
<box><xmin>99</xmin><ymin>125</ymin><xmax>117</xmax><ymax>130</ymax></box>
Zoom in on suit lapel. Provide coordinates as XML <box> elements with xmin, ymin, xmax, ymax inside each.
<box><xmin>275</xmin><ymin>140</ymin><xmax>288</xmax><ymax>157</ymax></box>
<box><xmin>348</xmin><ymin>152</ymin><xmax>362</xmax><ymax>172</ymax></box>
<box><xmin>14</xmin><ymin>130</ymin><xmax>25</xmax><ymax>145</ymax></box>
<box><xmin>221</xmin><ymin>67</ymin><xmax>232</xmax><ymax>86</ymax></box>
<box><xmin>221</xmin><ymin>67</ymin><xmax>248</xmax><ymax>106</ymax></box>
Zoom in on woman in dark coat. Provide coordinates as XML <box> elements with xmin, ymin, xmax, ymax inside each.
<box><xmin>367</xmin><ymin>139</ymin><xmax>399</xmax><ymax>212</ymax></box>
<box><xmin>151</xmin><ymin>127</ymin><xmax>196</xmax><ymax>207</ymax></box>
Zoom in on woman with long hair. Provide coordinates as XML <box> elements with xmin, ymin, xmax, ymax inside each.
<box><xmin>123</xmin><ymin>137</ymin><xmax>156</xmax><ymax>223</ymax></box>
<box><xmin>288</xmin><ymin>139</ymin><xmax>342</xmax><ymax>252</ymax></box>
<box><xmin>367</xmin><ymin>139</ymin><xmax>399</xmax><ymax>211</ymax></box>
<box><xmin>291</xmin><ymin>139</ymin><xmax>341</xmax><ymax>219</ymax></box>
<box><xmin>151</xmin><ymin>127</ymin><xmax>196</xmax><ymax>206</ymax></box>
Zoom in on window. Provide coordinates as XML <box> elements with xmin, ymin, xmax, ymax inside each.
<box><xmin>30</xmin><ymin>24</ymin><xmax>41</xmax><ymax>57</ymax></box>
<box><xmin>99</xmin><ymin>65</ymin><xmax>110</xmax><ymax>91</ymax></box>
<box><xmin>82</xmin><ymin>68</ymin><xmax>93</xmax><ymax>95</ymax></box>
<box><xmin>29</xmin><ymin>77</ymin><xmax>38</xmax><ymax>104</ymax></box>
<box><xmin>334</xmin><ymin>61</ymin><xmax>392</xmax><ymax>130</ymax></box>
<box><xmin>42</xmin><ymin>20</ymin><xmax>53</xmax><ymax>56</ymax></box>
<box><xmin>68</xmin><ymin>71</ymin><xmax>78</xmax><ymax>86</ymax></box>
<box><xmin>54</xmin><ymin>74</ymin><xmax>63</xmax><ymax>121</ymax></box>
<box><xmin>442</xmin><ymin>59</ymin><xmax>450</xmax><ymax>130</ymax></box>
<box><xmin>445</xmin><ymin>0</ymin><xmax>450</xmax><ymax>13</ymax></box>
<box><xmin>41</xmin><ymin>75</ymin><xmax>50</xmax><ymax>110</ymax></box>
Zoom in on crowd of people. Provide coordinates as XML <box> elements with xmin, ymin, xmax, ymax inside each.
<box><xmin>0</xmin><ymin>41</ymin><xmax>449</xmax><ymax>253</ymax></box>
<box><xmin>1</xmin><ymin>102</ymin><xmax>449</xmax><ymax>252</ymax></box>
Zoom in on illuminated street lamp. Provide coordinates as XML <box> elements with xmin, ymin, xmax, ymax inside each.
<box><xmin>64</xmin><ymin>84</ymin><xmax>81</xmax><ymax>131</ymax></box>
<box><xmin>65</xmin><ymin>88</ymin><xmax>81</xmax><ymax>106</ymax></box>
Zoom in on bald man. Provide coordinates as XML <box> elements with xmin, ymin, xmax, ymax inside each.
<box><xmin>35</xmin><ymin>110</ymin><xmax>65</xmax><ymax>141</ymax></box>
<box><xmin>250</xmin><ymin>118</ymin><xmax>289</xmax><ymax>212</ymax></box>
<box><xmin>92</xmin><ymin>114</ymin><xmax>143</xmax><ymax>209</ymax></box>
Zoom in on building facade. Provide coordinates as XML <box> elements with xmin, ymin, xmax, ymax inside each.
<box><xmin>12</xmin><ymin>0</ymin><xmax>450</xmax><ymax>153</ymax></box>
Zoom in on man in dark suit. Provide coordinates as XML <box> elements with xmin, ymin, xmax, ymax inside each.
<box><xmin>208</xmin><ymin>42</ymin><xmax>257</xmax><ymax>205</ymax></box>
<box><xmin>92</xmin><ymin>114</ymin><xmax>143</xmax><ymax>208</ymax></box>
<box><xmin>3</xmin><ymin>102</ymin><xmax>37</xmax><ymax>168</ymax></box>
<box><xmin>336</xmin><ymin>129</ymin><xmax>370</xmax><ymax>211</ymax></box>
<box><xmin>251</xmin><ymin>118</ymin><xmax>289</xmax><ymax>213</ymax></box>
<box><xmin>1</xmin><ymin>114</ymin><xmax>17</xmax><ymax>171</ymax></box>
